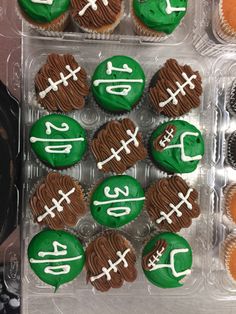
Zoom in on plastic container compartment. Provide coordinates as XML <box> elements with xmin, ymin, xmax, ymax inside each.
<box><xmin>0</xmin><ymin>0</ymin><xmax>196</xmax><ymax>45</ymax></box>
<box><xmin>193</xmin><ymin>0</ymin><xmax>236</xmax><ymax>57</ymax></box>
<box><xmin>206</xmin><ymin>53</ymin><xmax>236</xmax><ymax>301</ymax></box>
<box><xmin>21</xmin><ymin>38</ymin><xmax>215</xmax><ymax>313</ymax></box>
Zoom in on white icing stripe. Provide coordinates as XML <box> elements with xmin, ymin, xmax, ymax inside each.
<box><xmin>97</xmin><ymin>127</ymin><xmax>139</xmax><ymax>170</ymax></box>
<box><xmin>93</xmin><ymin>197</ymin><xmax>145</xmax><ymax>206</ymax></box>
<box><xmin>30</xmin><ymin>137</ymin><xmax>85</xmax><ymax>143</ymax></box>
<box><xmin>104</xmin><ymin>186</ymin><xmax>129</xmax><ymax>198</ymax></box>
<box><xmin>163</xmin><ymin>131</ymin><xmax>203</xmax><ymax>162</ymax></box>
<box><xmin>38</xmin><ymin>242</ymin><xmax>67</xmax><ymax>257</ymax></box>
<box><xmin>45</xmin><ymin>122</ymin><xmax>69</xmax><ymax>135</ymax></box>
<box><xmin>37</xmin><ymin>188</ymin><xmax>76</xmax><ymax>223</ymax></box>
<box><xmin>79</xmin><ymin>0</ymin><xmax>108</xmax><ymax>16</ymax></box>
<box><xmin>148</xmin><ymin>247</ymin><xmax>165</xmax><ymax>269</ymax></box>
<box><xmin>159</xmin><ymin>128</ymin><xmax>175</xmax><ymax>148</ymax></box>
<box><xmin>90</xmin><ymin>249</ymin><xmax>130</xmax><ymax>282</ymax></box>
<box><xmin>94</xmin><ymin>79</ymin><xmax>143</xmax><ymax>86</ymax></box>
<box><xmin>44</xmin><ymin>265</ymin><xmax>70</xmax><ymax>275</ymax></box>
<box><xmin>148</xmin><ymin>248</ymin><xmax>191</xmax><ymax>278</ymax></box>
<box><xmin>106</xmin><ymin>62</ymin><xmax>133</xmax><ymax>75</ymax></box>
<box><xmin>31</xmin><ymin>0</ymin><xmax>53</xmax><ymax>4</ymax></box>
<box><xmin>30</xmin><ymin>255</ymin><xmax>82</xmax><ymax>264</ymax></box>
<box><xmin>156</xmin><ymin>188</ymin><xmax>193</xmax><ymax>225</ymax></box>
<box><xmin>165</xmin><ymin>0</ymin><xmax>186</xmax><ymax>14</ymax></box>
<box><xmin>107</xmin><ymin>207</ymin><xmax>131</xmax><ymax>217</ymax></box>
<box><xmin>159</xmin><ymin>73</ymin><xmax>197</xmax><ymax>108</ymax></box>
<box><xmin>39</xmin><ymin>65</ymin><xmax>81</xmax><ymax>99</ymax></box>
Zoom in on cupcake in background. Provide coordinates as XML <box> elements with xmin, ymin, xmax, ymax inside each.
<box><xmin>17</xmin><ymin>0</ymin><xmax>70</xmax><ymax>32</ymax></box>
<box><xmin>224</xmin><ymin>185</ymin><xmax>236</xmax><ymax>225</ymax></box>
<box><xmin>70</xmin><ymin>0</ymin><xmax>124</xmax><ymax>34</ymax></box>
<box><xmin>227</xmin><ymin>131</ymin><xmax>236</xmax><ymax>170</ymax></box>
<box><xmin>131</xmin><ymin>0</ymin><xmax>188</xmax><ymax>38</ymax></box>
<box><xmin>216</xmin><ymin>0</ymin><xmax>236</xmax><ymax>41</ymax></box>
<box><xmin>224</xmin><ymin>235</ymin><xmax>236</xmax><ymax>282</ymax></box>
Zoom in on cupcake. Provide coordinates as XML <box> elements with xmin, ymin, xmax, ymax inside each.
<box><xmin>30</xmin><ymin>172</ymin><xmax>86</xmax><ymax>229</ymax></box>
<box><xmin>146</xmin><ymin>176</ymin><xmax>200</xmax><ymax>233</ymax></box>
<box><xmin>217</xmin><ymin>0</ymin><xmax>236</xmax><ymax>41</ymax></box>
<box><xmin>28</xmin><ymin>230</ymin><xmax>85</xmax><ymax>291</ymax></box>
<box><xmin>86</xmin><ymin>231</ymin><xmax>137</xmax><ymax>292</ymax></box>
<box><xmin>70</xmin><ymin>0</ymin><xmax>124</xmax><ymax>34</ymax></box>
<box><xmin>227</xmin><ymin>131</ymin><xmax>236</xmax><ymax>169</ymax></box>
<box><xmin>90</xmin><ymin>175</ymin><xmax>145</xmax><ymax>228</ymax></box>
<box><xmin>131</xmin><ymin>0</ymin><xmax>188</xmax><ymax>37</ymax></box>
<box><xmin>17</xmin><ymin>0</ymin><xmax>70</xmax><ymax>32</ymax></box>
<box><xmin>149</xmin><ymin>120</ymin><xmax>205</xmax><ymax>173</ymax></box>
<box><xmin>92</xmin><ymin>56</ymin><xmax>145</xmax><ymax>114</ymax></box>
<box><xmin>142</xmin><ymin>232</ymin><xmax>192</xmax><ymax>288</ymax></box>
<box><xmin>91</xmin><ymin>118</ymin><xmax>147</xmax><ymax>174</ymax></box>
<box><xmin>149</xmin><ymin>59</ymin><xmax>202</xmax><ymax>118</ymax></box>
<box><xmin>227</xmin><ymin>79</ymin><xmax>236</xmax><ymax>116</ymax></box>
<box><xmin>30</xmin><ymin>114</ymin><xmax>88</xmax><ymax>169</ymax></box>
<box><xmin>224</xmin><ymin>235</ymin><xmax>236</xmax><ymax>282</ymax></box>
<box><xmin>224</xmin><ymin>185</ymin><xmax>236</xmax><ymax>225</ymax></box>
<box><xmin>35</xmin><ymin>54</ymin><xmax>89</xmax><ymax>113</ymax></box>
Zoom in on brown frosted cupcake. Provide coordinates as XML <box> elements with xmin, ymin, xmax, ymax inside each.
<box><xmin>146</xmin><ymin>176</ymin><xmax>200</xmax><ymax>233</ymax></box>
<box><xmin>86</xmin><ymin>231</ymin><xmax>137</xmax><ymax>292</ymax></box>
<box><xmin>91</xmin><ymin>118</ymin><xmax>147</xmax><ymax>174</ymax></box>
<box><xmin>224</xmin><ymin>235</ymin><xmax>236</xmax><ymax>282</ymax></box>
<box><xmin>30</xmin><ymin>172</ymin><xmax>87</xmax><ymax>230</ymax></box>
<box><xmin>70</xmin><ymin>0</ymin><xmax>124</xmax><ymax>34</ymax></box>
<box><xmin>149</xmin><ymin>59</ymin><xmax>202</xmax><ymax>118</ymax></box>
<box><xmin>35</xmin><ymin>54</ymin><xmax>89</xmax><ymax>113</ymax></box>
<box><xmin>217</xmin><ymin>0</ymin><xmax>236</xmax><ymax>40</ymax></box>
<box><xmin>224</xmin><ymin>185</ymin><xmax>236</xmax><ymax>225</ymax></box>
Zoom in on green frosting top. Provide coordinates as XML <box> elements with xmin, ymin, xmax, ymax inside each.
<box><xmin>90</xmin><ymin>175</ymin><xmax>145</xmax><ymax>228</ymax></box>
<box><xmin>92</xmin><ymin>56</ymin><xmax>145</xmax><ymax>113</ymax></box>
<box><xmin>28</xmin><ymin>230</ymin><xmax>85</xmax><ymax>291</ymax></box>
<box><xmin>142</xmin><ymin>232</ymin><xmax>192</xmax><ymax>288</ymax></box>
<box><xmin>18</xmin><ymin>0</ymin><xmax>70</xmax><ymax>23</ymax></box>
<box><xmin>150</xmin><ymin>120</ymin><xmax>204</xmax><ymax>174</ymax></box>
<box><xmin>30</xmin><ymin>114</ymin><xmax>87</xmax><ymax>169</ymax></box>
<box><xmin>133</xmin><ymin>0</ymin><xmax>188</xmax><ymax>34</ymax></box>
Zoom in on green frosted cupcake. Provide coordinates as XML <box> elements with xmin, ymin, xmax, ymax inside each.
<box><xmin>149</xmin><ymin>120</ymin><xmax>205</xmax><ymax>174</ymax></box>
<box><xmin>30</xmin><ymin>114</ymin><xmax>87</xmax><ymax>169</ymax></box>
<box><xmin>90</xmin><ymin>175</ymin><xmax>145</xmax><ymax>228</ymax></box>
<box><xmin>17</xmin><ymin>0</ymin><xmax>70</xmax><ymax>32</ymax></box>
<box><xmin>131</xmin><ymin>0</ymin><xmax>188</xmax><ymax>37</ymax></box>
<box><xmin>28</xmin><ymin>230</ymin><xmax>85</xmax><ymax>291</ymax></box>
<box><xmin>142</xmin><ymin>232</ymin><xmax>192</xmax><ymax>288</ymax></box>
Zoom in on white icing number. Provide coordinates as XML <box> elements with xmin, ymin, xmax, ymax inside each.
<box><xmin>165</xmin><ymin>0</ymin><xmax>186</xmax><ymax>15</ymax></box>
<box><xmin>159</xmin><ymin>128</ymin><xmax>175</xmax><ymax>148</ymax></box>
<box><xmin>93</xmin><ymin>186</ymin><xmax>145</xmax><ymax>217</ymax></box>
<box><xmin>79</xmin><ymin>0</ymin><xmax>108</xmax><ymax>16</ymax></box>
<box><xmin>90</xmin><ymin>249</ymin><xmax>130</xmax><ymax>282</ymax></box>
<box><xmin>162</xmin><ymin>131</ymin><xmax>203</xmax><ymax>162</ymax></box>
<box><xmin>30</xmin><ymin>241</ymin><xmax>82</xmax><ymax>276</ymax></box>
<box><xmin>37</xmin><ymin>188</ymin><xmax>76</xmax><ymax>223</ymax></box>
<box><xmin>31</xmin><ymin>0</ymin><xmax>54</xmax><ymax>4</ymax></box>
<box><xmin>148</xmin><ymin>248</ymin><xmax>191</xmax><ymax>278</ymax></box>
<box><xmin>30</xmin><ymin>122</ymin><xmax>85</xmax><ymax>155</ymax></box>
<box><xmin>97</xmin><ymin>127</ymin><xmax>139</xmax><ymax>170</ymax></box>
<box><xmin>148</xmin><ymin>247</ymin><xmax>166</xmax><ymax>269</ymax></box>
<box><xmin>159</xmin><ymin>72</ymin><xmax>197</xmax><ymax>108</ymax></box>
<box><xmin>156</xmin><ymin>188</ymin><xmax>193</xmax><ymax>225</ymax></box>
<box><xmin>39</xmin><ymin>65</ymin><xmax>81</xmax><ymax>99</ymax></box>
<box><xmin>93</xmin><ymin>61</ymin><xmax>144</xmax><ymax>96</ymax></box>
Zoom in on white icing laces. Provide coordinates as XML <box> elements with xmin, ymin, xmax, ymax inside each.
<box><xmin>37</xmin><ymin>188</ymin><xmax>76</xmax><ymax>222</ymax></box>
<box><xmin>93</xmin><ymin>61</ymin><xmax>144</xmax><ymax>96</ymax></box>
<box><xmin>148</xmin><ymin>248</ymin><xmax>191</xmax><ymax>278</ymax></box>
<box><xmin>30</xmin><ymin>122</ymin><xmax>85</xmax><ymax>155</ymax></box>
<box><xmin>159</xmin><ymin>128</ymin><xmax>175</xmax><ymax>148</ymax></box>
<box><xmin>93</xmin><ymin>186</ymin><xmax>145</xmax><ymax>217</ymax></box>
<box><xmin>79</xmin><ymin>0</ymin><xmax>109</xmax><ymax>16</ymax></box>
<box><xmin>148</xmin><ymin>247</ymin><xmax>165</xmax><ymax>269</ymax></box>
<box><xmin>156</xmin><ymin>188</ymin><xmax>193</xmax><ymax>224</ymax></box>
<box><xmin>162</xmin><ymin>131</ymin><xmax>203</xmax><ymax>162</ymax></box>
<box><xmin>39</xmin><ymin>65</ymin><xmax>81</xmax><ymax>99</ymax></box>
<box><xmin>31</xmin><ymin>0</ymin><xmax>54</xmax><ymax>4</ymax></box>
<box><xmin>97</xmin><ymin>127</ymin><xmax>139</xmax><ymax>170</ymax></box>
<box><xmin>90</xmin><ymin>249</ymin><xmax>130</xmax><ymax>282</ymax></box>
<box><xmin>159</xmin><ymin>72</ymin><xmax>197</xmax><ymax>108</ymax></box>
<box><xmin>30</xmin><ymin>241</ymin><xmax>82</xmax><ymax>276</ymax></box>
<box><xmin>165</xmin><ymin>0</ymin><xmax>186</xmax><ymax>15</ymax></box>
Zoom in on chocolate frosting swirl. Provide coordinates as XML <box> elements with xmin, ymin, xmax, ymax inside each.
<box><xmin>30</xmin><ymin>172</ymin><xmax>86</xmax><ymax>230</ymax></box>
<box><xmin>91</xmin><ymin>118</ymin><xmax>147</xmax><ymax>174</ymax></box>
<box><xmin>142</xmin><ymin>239</ymin><xmax>167</xmax><ymax>271</ymax></box>
<box><xmin>149</xmin><ymin>59</ymin><xmax>202</xmax><ymax>118</ymax></box>
<box><xmin>71</xmin><ymin>0</ymin><xmax>122</xmax><ymax>30</ymax></box>
<box><xmin>35</xmin><ymin>54</ymin><xmax>89</xmax><ymax>113</ymax></box>
<box><xmin>146</xmin><ymin>176</ymin><xmax>200</xmax><ymax>233</ymax></box>
<box><xmin>86</xmin><ymin>232</ymin><xmax>137</xmax><ymax>292</ymax></box>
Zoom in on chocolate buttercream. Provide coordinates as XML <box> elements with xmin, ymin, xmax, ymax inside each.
<box><xmin>153</xmin><ymin>124</ymin><xmax>176</xmax><ymax>152</ymax></box>
<box><xmin>86</xmin><ymin>232</ymin><xmax>137</xmax><ymax>292</ymax></box>
<box><xmin>35</xmin><ymin>54</ymin><xmax>89</xmax><ymax>113</ymax></box>
<box><xmin>142</xmin><ymin>239</ymin><xmax>167</xmax><ymax>271</ymax></box>
<box><xmin>149</xmin><ymin>59</ymin><xmax>202</xmax><ymax>118</ymax></box>
<box><xmin>146</xmin><ymin>176</ymin><xmax>200</xmax><ymax>233</ymax></box>
<box><xmin>30</xmin><ymin>172</ymin><xmax>86</xmax><ymax>229</ymax></box>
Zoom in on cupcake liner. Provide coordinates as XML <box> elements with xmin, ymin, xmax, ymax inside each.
<box><xmin>226</xmin><ymin>131</ymin><xmax>236</xmax><ymax>169</ymax></box>
<box><xmin>224</xmin><ymin>184</ymin><xmax>236</xmax><ymax>226</ymax></box>
<box><xmin>226</xmin><ymin>79</ymin><xmax>236</xmax><ymax>116</ymax></box>
<box><xmin>223</xmin><ymin>234</ymin><xmax>236</xmax><ymax>283</ymax></box>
